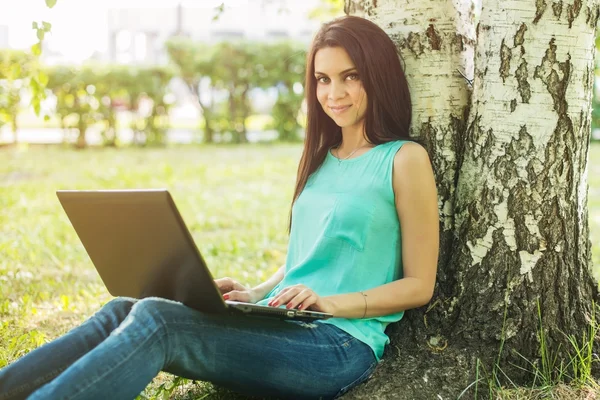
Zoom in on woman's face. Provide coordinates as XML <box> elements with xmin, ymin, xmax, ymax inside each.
<box><xmin>314</xmin><ymin>46</ymin><xmax>368</xmax><ymax>131</ymax></box>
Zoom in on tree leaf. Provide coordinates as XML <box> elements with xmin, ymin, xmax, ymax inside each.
<box><xmin>10</xmin><ymin>63</ymin><xmax>22</xmax><ymax>79</ymax></box>
<box><xmin>32</xmin><ymin>22</ymin><xmax>38</xmax><ymax>30</ymax></box>
<box><xmin>45</xmin><ymin>0</ymin><xmax>57</xmax><ymax>8</ymax></box>
<box><xmin>42</xmin><ymin>21</ymin><xmax>52</xmax><ymax>32</ymax></box>
<box><xmin>32</xmin><ymin>100</ymin><xmax>41</xmax><ymax>116</ymax></box>
<box><xmin>36</xmin><ymin>29</ymin><xmax>45</xmax><ymax>41</ymax></box>
<box><xmin>38</xmin><ymin>70</ymin><xmax>49</xmax><ymax>86</ymax></box>
<box><xmin>31</xmin><ymin>43</ymin><xmax>42</xmax><ymax>56</ymax></box>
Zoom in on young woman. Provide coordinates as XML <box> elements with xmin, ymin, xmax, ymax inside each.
<box><xmin>0</xmin><ymin>15</ymin><xmax>439</xmax><ymax>400</ymax></box>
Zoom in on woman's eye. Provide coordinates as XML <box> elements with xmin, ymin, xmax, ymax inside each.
<box><xmin>346</xmin><ymin>74</ymin><xmax>359</xmax><ymax>81</ymax></box>
<box><xmin>317</xmin><ymin>77</ymin><xmax>330</xmax><ymax>84</ymax></box>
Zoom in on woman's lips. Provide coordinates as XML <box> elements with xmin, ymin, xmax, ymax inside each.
<box><xmin>329</xmin><ymin>105</ymin><xmax>351</xmax><ymax>115</ymax></box>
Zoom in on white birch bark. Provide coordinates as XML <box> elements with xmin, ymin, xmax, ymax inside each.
<box><xmin>451</xmin><ymin>0</ymin><xmax>598</xmax><ymax>350</ymax></box>
<box><xmin>344</xmin><ymin>0</ymin><xmax>600</xmax><ymax>398</ymax></box>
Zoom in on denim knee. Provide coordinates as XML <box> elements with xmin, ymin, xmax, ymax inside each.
<box><xmin>126</xmin><ymin>297</ymin><xmax>173</xmax><ymax>332</ymax></box>
<box><xmin>100</xmin><ymin>297</ymin><xmax>137</xmax><ymax>318</ymax></box>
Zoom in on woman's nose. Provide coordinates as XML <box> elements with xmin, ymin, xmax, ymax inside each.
<box><xmin>328</xmin><ymin>82</ymin><xmax>346</xmax><ymax>100</ymax></box>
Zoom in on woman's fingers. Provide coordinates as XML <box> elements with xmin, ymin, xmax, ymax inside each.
<box><xmin>214</xmin><ymin>277</ymin><xmax>234</xmax><ymax>293</ymax></box>
<box><xmin>215</xmin><ymin>277</ymin><xmax>249</xmax><ymax>294</ymax></box>
<box><xmin>233</xmin><ymin>281</ymin><xmax>248</xmax><ymax>292</ymax></box>
<box><xmin>269</xmin><ymin>286</ymin><xmax>318</xmax><ymax>310</ymax></box>
<box><xmin>222</xmin><ymin>290</ymin><xmax>250</xmax><ymax>303</ymax></box>
<box><xmin>287</xmin><ymin>290</ymin><xmax>317</xmax><ymax>310</ymax></box>
<box><xmin>268</xmin><ymin>286</ymin><xmax>296</xmax><ymax>307</ymax></box>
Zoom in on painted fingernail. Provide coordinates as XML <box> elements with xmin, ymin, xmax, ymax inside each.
<box><xmin>272</xmin><ymin>301</ymin><xmax>278</xmax><ymax>307</ymax></box>
<box><xmin>223</xmin><ymin>294</ymin><xmax>229</xmax><ymax>300</ymax></box>
<box><xmin>287</xmin><ymin>303</ymin><xmax>292</xmax><ymax>309</ymax></box>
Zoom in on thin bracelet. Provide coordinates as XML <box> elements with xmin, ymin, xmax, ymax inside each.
<box><xmin>359</xmin><ymin>291</ymin><xmax>368</xmax><ymax>318</ymax></box>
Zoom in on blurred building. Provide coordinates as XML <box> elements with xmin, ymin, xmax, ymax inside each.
<box><xmin>0</xmin><ymin>25</ymin><xmax>9</xmax><ymax>48</ymax></box>
<box><xmin>106</xmin><ymin>0</ymin><xmax>321</xmax><ymax>65</ymax></box>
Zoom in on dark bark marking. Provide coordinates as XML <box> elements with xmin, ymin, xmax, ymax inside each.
<box><xmin>500</xmin><ymin>39</ymin><xmax>512</xmax><ymax>83</ymax></box>
<box><xmin>534</xmin><ymin>0</ymin><xmax>547</xmax><ymax>24</ymax></box>
<box><xmin>345</xmin><ymin>0</ymin><xmax>377</xmax><ymax>17</ymax></box>
<box><xmin>510</xmin><ymin>99</ymin><xmax>517</xmax><ymax>112</ymax></box>
<box><xmin>584</xmin><ymin>65</ymin><xmax>591</xmax><ymax>89</ymax></box>
<box><xmin>588</xmin><ymin>5</ymin><xmax>600</xmax><ymax>28</ymax></box>
<box><xmin>426</xmin><ymin>24</ymin><xmax>442</xmax><ymax>50</ymax></box>
<box><xmin>454</xmin><ymin>34</ymin><xmax>465</xmax><ymax>51</ymax></box>
<box><xmin>534</xmin><ymin>38</ymin><xmax>571</xmax><ymax>116</ymax></box>
<box><xmin>567</xmin><ymin>0</ymin><xmax>582</xmax><ymax>28</ymax></box>
<box><xmin>454</xmin><ymin>33</ymin><xmax>476</xmax><ymax>52</ymax></box>
<box><xmin>515</xmin><ymin>59</ymin><xmax>531</xmax><ymax>103</ymax></box>
<box><xmin>514</xmin><ymin>23</ymin><xmax>527</xmax><ymax>46</ymax></box>
<box><xmin>552</xmin><ymin>1</ymin><xmax>563</xmax><ymax>18</ymax></box>
<box><xmin>404</xmin><ymin>32</ymin><xmax>424</xmax><ymax>57</ymax></box>
<box><xmin>585</xmin><ymin>6</ymin><xmax>590</xmax><ymax>24</ymax></box>
<box><xmin>344</xmin><ymin>0</ymin><xmax>364</xmax><ymax>16</ymax></box>
<box><xmin>493</xmin><ymin>155</ymin><xmax>519</xmax><ymax>188</ymax></box>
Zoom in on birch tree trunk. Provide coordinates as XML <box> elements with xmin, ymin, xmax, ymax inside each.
<box><xmin>344</xmin><ymin>0</ymin><xmax>600</xmax><ymax>398</ymax></box>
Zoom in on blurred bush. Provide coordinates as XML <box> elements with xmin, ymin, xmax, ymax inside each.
<box><xmin>0</xmin><ymin>50</ymin><xmax>39</xmax><ymax>142</ymax></box>
<box><xmin>165</xmin><ymin>38</ymin><xmax>306</xmax><ymax>144</ymax></box>
<box><xmin>1</xmin><ymin>39</ymin><xmax>307</xmax><ymax>148</ymax></box>
<box><xmin>44</xmin><ymin>64</ymin><xmax>175</xmax><ymax>148</ymax></box>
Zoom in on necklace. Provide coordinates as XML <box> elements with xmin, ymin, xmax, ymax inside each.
<box><xmin>333</xmin><ymin>143</ymin><xmax>370</xmax><ymax>165</ymax></box>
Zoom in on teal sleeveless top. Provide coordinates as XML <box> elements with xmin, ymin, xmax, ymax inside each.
<box><xmin>256</xmin><ymin>140</ymin><xmax>409</xmax><ymax>360</ymax></box>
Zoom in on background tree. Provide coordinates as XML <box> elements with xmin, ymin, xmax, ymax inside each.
<box><xmin>92</xmin><ymin>65</ymin><xmax>129</xmax><ymax>147</ymax></box>
<box><xmin>125</xmin><ymin>66</ymin><xmax>176</xmax><ymax>147</ymax></box>
<box><xmin>214</xmin><ymin>41</ymin><xmax>257</xmax><ymax>143</ymax></box>
<box><xmin>45</xmin><ymin>65</ymin><xmax>99</xmax><ymax>149</ymax></box>
<box><xmin>166</xmin><ymin>39</ymin><xmax>220</xmax><ymax>144</ymax></box>
<box><xmin>0</xmin><ymin>50</ymin><xmax>39</xmax><ymax>143</ymax></box>
<box><xmin>342</xmin><ymin>0</ymin><xmax>600</xmax><ymax>399</ymax></box>
<box><xmin>258</xmin><ymin>41</ymin><xmax>306</xmax><ymax>142</ymax></box>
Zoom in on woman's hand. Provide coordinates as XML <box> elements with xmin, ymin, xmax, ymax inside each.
<box><xmin>268</xmin><ymin>284</ymin><xmax>336</xmax><ymax>315</ymax></box>
<box><xmin>214</xmin><ymin>277</ymin><xmax>261</xmax><ymax>304</ymax></box>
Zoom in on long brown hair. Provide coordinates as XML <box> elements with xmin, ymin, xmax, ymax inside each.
<box><xmin>288</xmin><ymin>16</ymin><xmax>415</xmax><ymax>233</ymax></box>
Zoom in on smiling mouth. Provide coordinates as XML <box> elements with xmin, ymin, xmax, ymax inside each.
<box><xmin>330</xmin><ymin>105</ymin><xmax>351</xmax><ymax>114</ymax></box>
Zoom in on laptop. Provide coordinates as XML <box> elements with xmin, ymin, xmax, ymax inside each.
<box><xmin>56</xmin><ymin>189</ymin><xmax>332</xmax><ymax>322</ymax></box>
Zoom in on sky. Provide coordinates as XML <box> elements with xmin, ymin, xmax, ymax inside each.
<box><xmin>0</xmin><ymin>0</ymin><xmax>265</xmax><ymax>62</ymax></box>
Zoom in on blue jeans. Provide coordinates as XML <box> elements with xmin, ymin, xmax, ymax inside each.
<box><xmin>0</xmin><ymin>297</ymin><xmax>377</xmax><ymax>400</ymax></box>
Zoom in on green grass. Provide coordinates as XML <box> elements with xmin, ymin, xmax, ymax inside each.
<box><xmin>1</xmin><ymin>142</ymin><xmax>600</xmax><ymax>399</ymax></box>
<box><xmin>0</xmin><ymin>143</ymin><xmax>300</xmax><ymax>399</ymax></box>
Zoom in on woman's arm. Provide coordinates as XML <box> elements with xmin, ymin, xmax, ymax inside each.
<box><xmin>250</xmin><ymin>264</ymin><xmax>286</xmax><ymax>300</ymax></box>
<box><xmin>323</xmin><ymin>278</ymin><xmax>433</xmax><ymax>318</ymax></box>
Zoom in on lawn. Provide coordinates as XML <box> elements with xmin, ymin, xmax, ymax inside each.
<box><xmin>0</xmin><ymin>143</ymin><xmax>299</xmax><ymax>399</ymax></box>
<box><xmin>1</xmin><ymin>142</ymin><xmax>600</xmax><ymax>399</ymax></box>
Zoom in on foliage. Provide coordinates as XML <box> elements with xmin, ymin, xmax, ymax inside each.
<box><xmin>214</xmin><ymin>41</ymin><xmax>258</xmax><ymax>143</ymax></box>
<box><xmin>165</xmin><ymin>38</ymin><xmax>221</xmax><ymax>143</ymax></box>
<box><xmin>166</xmin><ymin>38</ymin><xmax>306</xmax><ymax>143</ymax></box>
<box><xmin>44</xmin><ymin>64</ymin><xmax>175</xmax><ymax>148</ymax></box>
<box><xmin>591</xmin><ymin>75</ymin><xmax>600</xmax><ymax>141</ymax></box>
<box><xmin>308</xmin><ymin>0</ymin><xmax>345</xmax><ymax>21</ymax></box>
<box><xmin>26</xmin><ymin>0</ymin><xmax>56</xmax><ymax>118</ymax></box>
<box><xmin>0</xmin><ymin>50</ymin><xmax>39</xmax><ymax>140</ymax></box>
<box><xmin>4</xmin><ymin>34</ymin><xmax>307</xmax><ymax>147</ymax></box>
<box><xmin>257</xmin><ymin>41</ymin><xmax>306</xmax><ymax>142</ymax></box>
